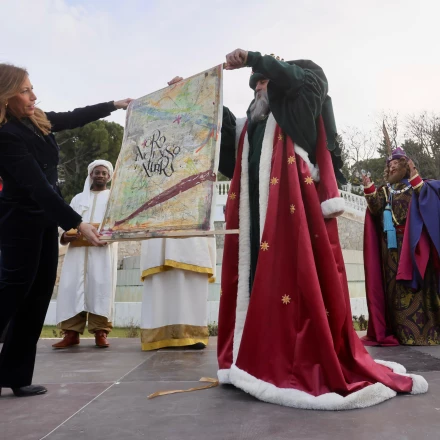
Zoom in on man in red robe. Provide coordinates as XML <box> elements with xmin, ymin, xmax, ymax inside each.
<box><xmin>217</xmin><ymin>48</ymin><xmax>427</xmax><ymax>410</ymax></box>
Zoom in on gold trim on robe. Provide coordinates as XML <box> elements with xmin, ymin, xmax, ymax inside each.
<box><xmin>141</xmin><ymin>259</ymin><xmax>214</xmax><ymax>283</ymax></box>
<box><xmin>141</xmin><ymin>324</ymin><xmax>209</xmax><ymax>351</ymax></box>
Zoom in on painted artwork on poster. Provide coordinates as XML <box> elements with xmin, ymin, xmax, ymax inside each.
<box><xmin>100</xmin><ymin>65</ymin><xmax>223</xmax><ymax>240</ymax></box>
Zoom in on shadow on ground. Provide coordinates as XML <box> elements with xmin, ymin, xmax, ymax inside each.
<box><xmin>1</xmin><ymin>336</ymin><xmax>440</xmax><ymax>440</ymax></box>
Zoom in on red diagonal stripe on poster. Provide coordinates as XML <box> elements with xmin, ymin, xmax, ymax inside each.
<box><xmin>114</xmin><ymin>170</ymin><xmax>216</xmax><ymax>226</ymax></box>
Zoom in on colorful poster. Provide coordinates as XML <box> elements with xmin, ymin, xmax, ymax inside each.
<box><xmin>100</xmin><ymin>65</ymin><xmax>223</xmax><ymax>240</ymax></box>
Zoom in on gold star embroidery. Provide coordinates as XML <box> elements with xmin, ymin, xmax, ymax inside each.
<box><xmin>287</xmin><ymin>155</ymin><xmax>296</xmax><ymax>164</ymax></box>
<box><xmin>278</xmin><ymin>134</ymin><xmax>284</xmax><ymax>141</ymax></box>
<box><xmin>290</xmin><ymin>204</ymin><xmax>296</xmax><ymax>214</ymax></box>
<box><xmin>282</xmin><ymin>294</ymin><xmax>291</xmax><ymax>305</ymax></box>
<box><xmin>270</xmin><ymin>177</ymin><xmax>279</xmax><ymax>185</ymax></box>
<box><xmin>220</xmin><ymin>289</ymin><xmax>223</xmax><ymax>297</ymax></box>
<box><xmin>305</xmin><ymin>176</ymin><xmax>313</xmax><ymax>185</ymax></box>
<box><xmin>260</xmin><ymin>241</ymin><xmax>269</xmax><ymax>251</ymax></box>
<box><xmin>229</xmin><ymin>192</ymin><xmax>236</xmax><ymax>200</ymax></box>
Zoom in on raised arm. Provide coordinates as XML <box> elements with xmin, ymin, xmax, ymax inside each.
<box><xmin>408</xmin><ymin>160</ymin><xmax>424</xmax><ymax>194</ymax></box>
<box><xmin>363</xmin><ymin>175</ymin><xmax>387</xmax><ymax>216</ymax></box>
<box><xmin>46</xmin><ymin>99</ymin><xmax>132</xmax><ymax>132</ymax></box>
<box><xmin>243</xmin><ymin>51</ymin><xmax>327</xmax><ymax>114</ymax></box>
<box><xmin>247</xmin><ymin>52</ymin><xmax>322</xmax><ymax>97</ymax></box>
<box><xmin>225</xmin><ymin>49</ymin><xmax>328</xmax><ymax>160</ymax></box>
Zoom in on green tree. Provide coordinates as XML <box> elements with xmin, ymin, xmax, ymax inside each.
<box><xmin>341</xmin><ymin>111</ymin><xmax>440</xmax><ymax>188</ymax></box>
<box><xmin>55</xmin><ymin>121</ymin><xmax>123</xmax><ymax>203</ymax></box>
<box><xmin>405</xmin><ymin>113</ymin><xmax>440</xmax><ymax>180</ymax></box>
<box><xmin>339</xmin><ymin>127</ymin><xmax>376</xmax><ymax>188</ymax></box>
<box><xmin>402</xmin><ymin>139</ymin><xmax>440</xmax><ymax>180</ymax></box>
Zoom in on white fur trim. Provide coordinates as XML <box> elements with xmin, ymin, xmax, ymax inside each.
<box><xmin>374</xmin><ymin>360</ymin><xmax>407</xmax><ymax>374</ymax></box>
<box><xmin>229</xmin><ymin>365</ymin><xmax>397</xmax><ymax>410</ymax></box>
<box><xmin>294</xmin><ymin>145</ymin><xmax>320</xmax><ymax>182</ymax></box>
<box><xmin>217</xmin><ymin>369</ymin><xmax>231</xmax><ymax>384</ymax></box>
<box><xmin>225</xmin><ymin>361</ymin><xmax>428</xmax><ymax>410</ymax></box>
<box><xmin>407</xmin><ymin>374</ymin><xmax>429</xmax><ymax>395</ymax></box>
<box><xmin>321</xmin><ymin>197</ymin><xmax>345</xmax><ymax>218</ymax></box>
<box><xmin>258</xmin><ymin>114</ymin><xmax>277</xmax><ymax>241</ymax></box>
<box><xmin>232</xmin><ymin>132</ymin><xmax>251</xmax><ymax>362</ymax></box>
<box><xmin>375</xmin><ymin>360</ymin><xmax>428</xmax><ymax>395</ymax></box>
<box><xmin>235</xmin><ymin>117</ymin><xmax>247</xmax><ymax>158</ymax></box>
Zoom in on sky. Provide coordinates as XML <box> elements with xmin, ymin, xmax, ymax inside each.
<box><xmin>2</xmin><ymin>0</ymin><xmax>440</xmax><ymax>136</ymax></box>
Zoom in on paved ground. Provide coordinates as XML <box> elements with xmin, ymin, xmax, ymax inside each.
<box><xmin>1</xmin><ymin>336</ymin><xmax>440</xmax><ymax>440</ymax></box>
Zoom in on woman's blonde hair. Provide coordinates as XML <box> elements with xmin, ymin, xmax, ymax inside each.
<box><xmin>0</xmin><ymin>63</ymin><xmax>52</xmax><ymax>135</ymax></box>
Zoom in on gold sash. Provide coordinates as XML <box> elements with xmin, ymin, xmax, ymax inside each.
<box><xmin>66</xmin><ymin>223</ymin><xmax>100</xmax><ymax>247</ymax></box>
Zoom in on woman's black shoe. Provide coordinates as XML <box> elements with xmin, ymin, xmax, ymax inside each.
<box><xmin>0</xmin><ymin>385</ymin><xmax>48</xmax><ymax>397</ymax></box>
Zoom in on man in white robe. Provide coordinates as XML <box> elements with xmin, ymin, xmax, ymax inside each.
<box><xmin>53</xmin><ymin>160</ymin><xmax>118</xmax><ymax>349</ymax></box>
<box><xmin>140</xmin><ymin>237</ymin><xmax>215</xmax><ymax>350</ymax></box>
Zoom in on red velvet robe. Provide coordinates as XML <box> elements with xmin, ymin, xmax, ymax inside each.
<box><xmin>217</xmin><ymin>114</ymin><xmax>427</xmax><ymax>410</ymax></box>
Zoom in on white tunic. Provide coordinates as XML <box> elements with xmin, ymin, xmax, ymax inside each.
<box><xmin>139</xmin><ymin>237</ymin><xmax>216</xmax><ymax>350</ymax></box>
<box><xmin>56</xmin><ymin>190</ymin><xmax>118</xmax><ymax>323</ymax></box>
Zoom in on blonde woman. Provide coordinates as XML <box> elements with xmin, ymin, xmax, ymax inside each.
<box><xmin>0</xmin><ymin>63</ymin><xmax>131</xmax><ymax>397</ymax></box>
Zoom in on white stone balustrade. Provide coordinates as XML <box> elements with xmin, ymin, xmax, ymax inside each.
<box><xmin>45</xmin><ymin>181</ymin><xmax>369</xmax><ymax>327</ymax></box>
<box><xmin>215</xmin><ymin>182</ymin><xmax>367</xmax><ymax>215</ymax></box>
<box><xmin>339</xmin><ymin>190</ymin><xmax>367</xmax><ymax>214</ymax></box>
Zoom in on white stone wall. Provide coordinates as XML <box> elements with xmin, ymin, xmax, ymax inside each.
<box><xmin>48</xmin><ymin>214</ymin><xmax>369</xmax><ymax>327</ymax></box>
<box><xmin>337</xmin><ymin>212</ymin><xmax>365</xmax><ymax>251</ymax></box>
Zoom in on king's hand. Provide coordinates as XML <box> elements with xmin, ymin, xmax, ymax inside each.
<box><xmin>168</xmin><ymin>76</ymin><xmax>183</xmax><ymax>86</ymax></box>
<box><xmin>408</xmin><ymin>159</ymin><xmax>418</xmax><ymax>179</ymax></box>
<box><xmin>362</xmin><ymin>175</ymin><xmax>372</xmax><ymax>186</ymax></box>
<box><xmin>225</xmin><ymin>49</ymin><xmax>248</xmax><ymax>70</ymax></box>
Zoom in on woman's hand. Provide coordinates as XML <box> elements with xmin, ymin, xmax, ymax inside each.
<box><xmin>114</xmin><ymin>98</ymin><xmax>134</xmax><ymax>110</ymax></box>
<box><xmin>78</xmin><ymin>223</ymin><xmax>106</xmax><ymax>247</ymax></box>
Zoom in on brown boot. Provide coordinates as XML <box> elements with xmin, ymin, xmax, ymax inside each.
<box><xmin>94</xmin><ymin>330</ymin><xmax>109</xmax><ymax>348</ymax></box>
<box><xmin>52</xmin><ymin>330</ymin><xmax>80</xmax><ymax>349</ymax></box>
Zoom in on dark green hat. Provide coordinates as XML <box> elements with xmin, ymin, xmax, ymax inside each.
<box><xmin>249</xmin><ymin>53</ymin><xmax>284</xmax><ymax>90</ymax></box>
<box><xmin>249</xmin><ymin>72</ymin><xmax>267</xmax><ymax>90</ymax></box>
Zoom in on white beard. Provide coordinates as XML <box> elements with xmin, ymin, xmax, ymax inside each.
<box><xmin>249</xmin><ymin>90</ymin><xmax>269</xmax><ymax>122</ymax></box>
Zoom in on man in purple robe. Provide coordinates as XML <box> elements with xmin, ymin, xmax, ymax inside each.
<box><xmin>362</xmin><ymin>148</ymin><xmax>440</xmax><ymax>346</ymax></box>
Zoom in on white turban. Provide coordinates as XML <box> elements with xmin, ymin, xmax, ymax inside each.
<box><xmin>78</xmin><ymin>159</ymin><xmax>114</xmax><ymax>212</ymax></box>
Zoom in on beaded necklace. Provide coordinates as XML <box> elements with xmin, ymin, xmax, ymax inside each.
<box><xmin>384</xmin><ymin>179</ymin><xmax>411</xmax><ymax>226</ymax></box>
<box><xmin>386</xmin><ymin>182</ymin><xmax>411</xmax><ymax>194</ymax></box>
